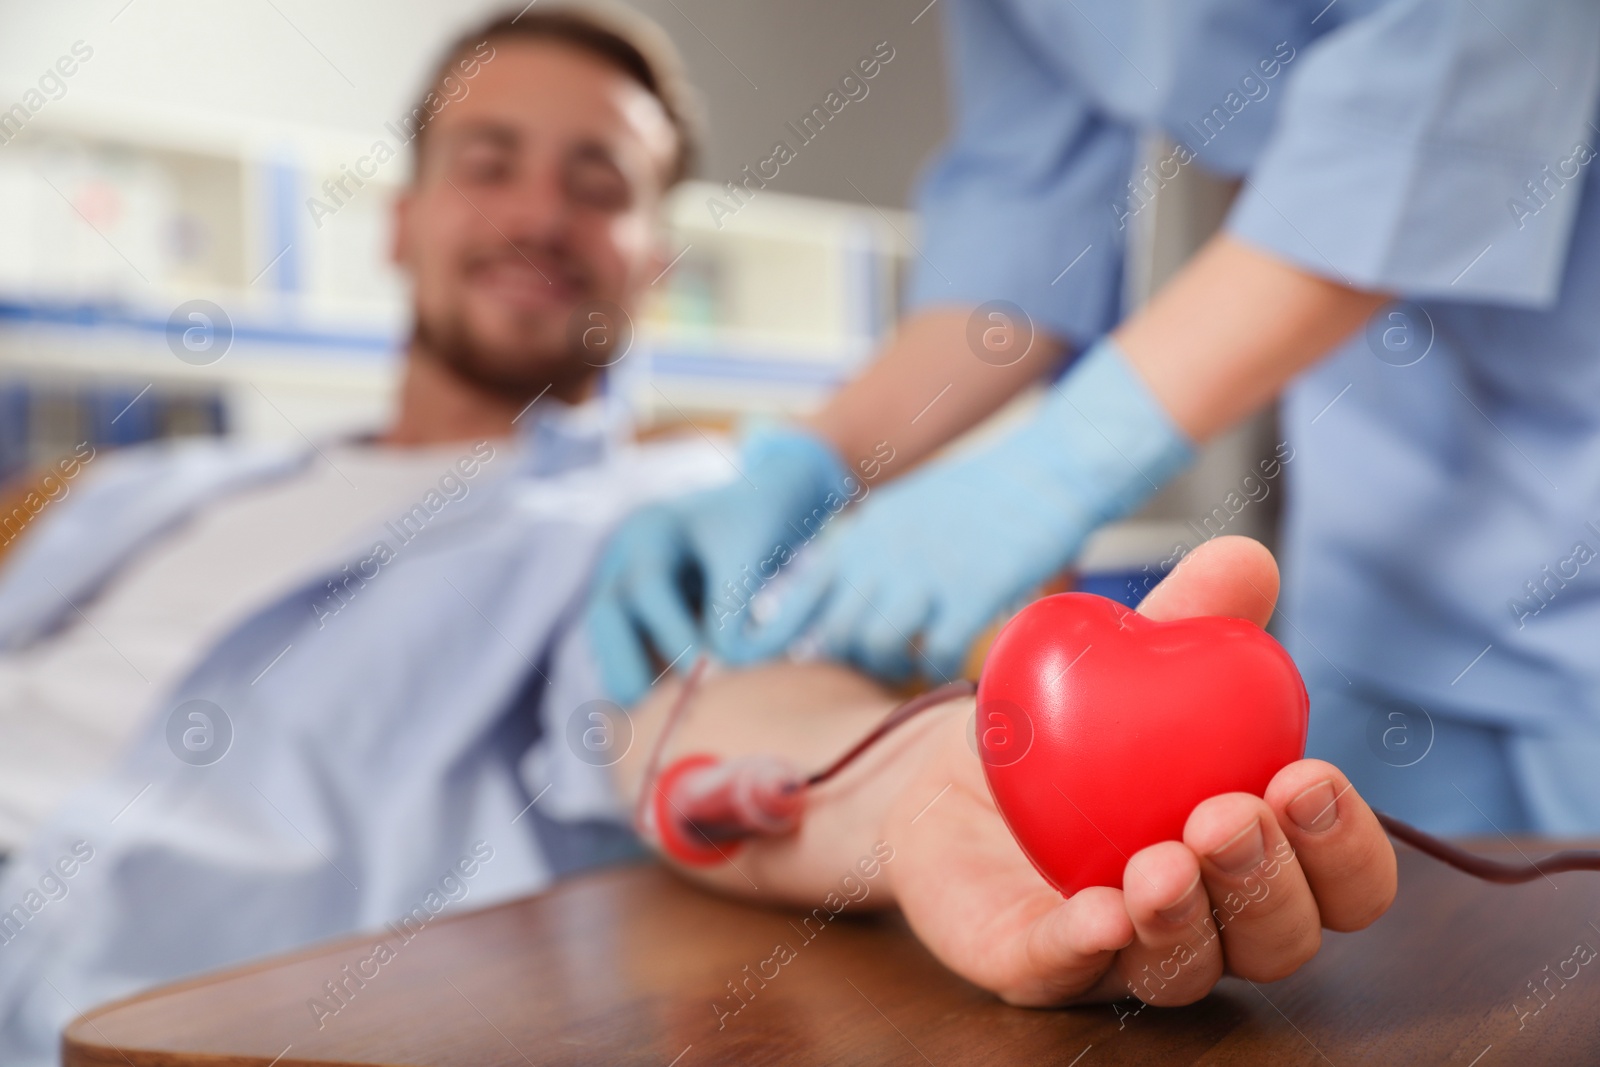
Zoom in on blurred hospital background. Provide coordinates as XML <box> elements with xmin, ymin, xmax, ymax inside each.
<box><xmin>0</xmin><ymin>0</ymin><xmax>1276</xmax><ymax>586</ymax></box>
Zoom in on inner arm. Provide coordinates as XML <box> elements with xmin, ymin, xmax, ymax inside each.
<box><xmin>1114</xmin><ymin>233</ymin><xmax>1387</xmax><ymax>441</ymax></box>
<box><xmin>801</xmin><ymin>308</ymin><xmax>1068</xmax><ymax>476</ymax></box>
<box><xmin>612</xmin><ymin>661</ymin><xmax>970</xmax><ymax>907</ymax></box>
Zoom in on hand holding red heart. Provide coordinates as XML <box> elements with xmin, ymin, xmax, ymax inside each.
<box><xmin>882</xmin><ymin>535</ymin><xmax>1398</xmax><ymax>1007</ymax></box>
<box><xmin>979</xmin><ymin>556</ymin><xmax>1310</xmax><ymax>897</ymax></box>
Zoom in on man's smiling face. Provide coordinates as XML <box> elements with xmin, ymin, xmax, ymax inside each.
<box><xmin>392</xmin><ymin>38</ymin><xmax>678</xmax><ymax>400</ymax></box>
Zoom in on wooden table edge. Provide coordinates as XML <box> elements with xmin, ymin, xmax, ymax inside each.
<box><xmin>62</xmin><ymin>839</ymin><xmax>1598</xmax><ymax>1065</ymax></box>
<box><xmin>62</xmin><ymin>863</ymin><xmax>659</xmax><ymax>1067</ymax></box>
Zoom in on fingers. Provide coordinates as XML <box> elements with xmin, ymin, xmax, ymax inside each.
<box><xmin>584</xmin><ymin>592</ymin><xmax>653</xmax><ymax>706</ymax></box>
<box><xmin>719</xmin><ymin>548</ymin><xmax>833</xmax><ymax>664</ymax></box>
<box><xmin>1034</xmin><ymin>788</ymin><xmax>1379</xmax><ymax>1008</ymax></box>
<box><xmin>629</xmin><ymin>562</ymin><xmax>700</xmax><ymax>672</ymax></box>
<box><xmin>812</xmin><ymin>567</ymin><xmax>918</xmax><ymax>678</ymax></box>
<box><xmin>586</xmin><ymin>508</ymin><xmax>698</xmax><ymax>703</ymax></box>
<box><xmin>850</xmin><ymin>582</ymin><xmax>929</xmax><ymax>683</ymax></box>
<box><xmin>1264</xmin><ymin>759</ymin><xmax>1397</xmax><ymax>932</ymax></box>
<box><xmin>790</xmin><ymin>553</ymin><xmax>983</xmax><ymax>684</ymax></box>
<box><xmin>1181</xmin><ymin>792</ymin><xmax>1321</xmax><ymax>983</ymax></box>
<box><xmin>1136</xmin><ymin>535</ymin><xmax>1279</xmax><ymax>628</ymax></box>
<box><xmin>1038</xmin><ymin>779</ymin><xmax>1392</xmax><ymax>1009</ymax></box>
<box><xmin>1106</xmin><ymin>841</ymin><xmax>1223</xmax><ymax>1006</ymax></box>
<box><xmin>922</xmin><ymin>599</ymin><xmax>993</xmax><ymax>683</ymax></box>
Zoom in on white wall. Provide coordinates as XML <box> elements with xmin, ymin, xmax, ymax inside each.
<box><xmin>0</xmin><ymin>0</ymin><xmax>949</xmax><ymax>209</ymax></box>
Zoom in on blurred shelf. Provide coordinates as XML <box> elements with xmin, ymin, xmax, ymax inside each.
<box><xmin>0</xmin><ymin>99</ymin><xmax>913</xmax><ymax>445</ymax></box>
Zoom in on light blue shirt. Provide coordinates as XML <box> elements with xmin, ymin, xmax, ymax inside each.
<box><xmin>910</xmin><ymin>0</ymin><xmax>1600</xmax><ymax>743</ymax></box>
<box><xmin>0</xmin><ymin>403</ymin><xmax>731</xmax><ymax>1063</ymax></box>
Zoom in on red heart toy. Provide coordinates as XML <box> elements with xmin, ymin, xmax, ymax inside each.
<box><xmin>977</xmin><ymin>592</ymin><xmax>1308</xmax><ymax>897</ymax></box>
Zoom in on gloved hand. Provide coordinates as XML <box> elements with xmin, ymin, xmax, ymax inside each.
<box><xmin>741</xmin><ymin>338</ymin><xmax>1195</xmax><ymax>683</ymax></box>
<box><xmin>585</xmin><ymin>425</ymin><xmax>850</xmax><ymax>704</ymax></box>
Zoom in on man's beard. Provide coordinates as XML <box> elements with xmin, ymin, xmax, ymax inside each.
<box><xmin>412</xmin><ymin>309</ymin><xmax>599</xmax><ymax>405</ymax></box>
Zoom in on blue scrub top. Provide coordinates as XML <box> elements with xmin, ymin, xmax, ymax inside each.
<box><xmin>909</xmin><ymin>0</ymin><xmax>1600</xmax><ymax>728</ymax></box>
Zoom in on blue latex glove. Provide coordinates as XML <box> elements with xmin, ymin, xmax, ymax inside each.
<box><xmin>741</xmin><ymin>338</ymin><xmax>1195</xmax><ymax>683</ymax></box>
<box><xmin>585</xmin><ymin>425</ymin><xmax>850</xmax><ymax>704</ymax></box>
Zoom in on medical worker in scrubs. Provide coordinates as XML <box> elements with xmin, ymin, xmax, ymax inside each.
<box><xmin>589</xmin><ymin>0</ymin><xmax>1600</xmax><ymax>835</ymax></box>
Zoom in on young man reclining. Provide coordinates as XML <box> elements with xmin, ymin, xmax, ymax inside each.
<box><xmin>0</xmin><ymin>6</ymin><xmax>1392</xmax><ymax>1059</ymax></box>
<box><xmin>0</xmin><ymin>8</ymin><xmax>723</xmax><ymax>1058</ymax></box>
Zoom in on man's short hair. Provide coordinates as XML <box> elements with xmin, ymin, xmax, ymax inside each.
<box><xmin>408</xmin><ymin>3</ymin><xmax>701</xmax><ymax>187</ymax></box>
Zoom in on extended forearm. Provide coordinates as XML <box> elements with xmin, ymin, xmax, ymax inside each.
<box><xmin>616</xmin><ymin>662</ymin><xmax>958</xmax><ymax>906</ymax></box>
<box><xmin>1114</xmin><ymin>234</ymin><xmax>1389</xmax><ymax>443</ymax></box>
<box><xmin>808</xmin><ymin>237</ymin><xmax>1384</xmax><ymax>475</ymax></box>
<box><xmin>803</xmin><ymin>308</ymin><xmax>1067</xmax><ymax>476</ymax></box>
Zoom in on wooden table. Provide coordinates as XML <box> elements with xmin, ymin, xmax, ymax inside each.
<box><xmin>65</xmin><ymin>841</ymin><xmax>1600</xmax><ymax>1065</ymax></box>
